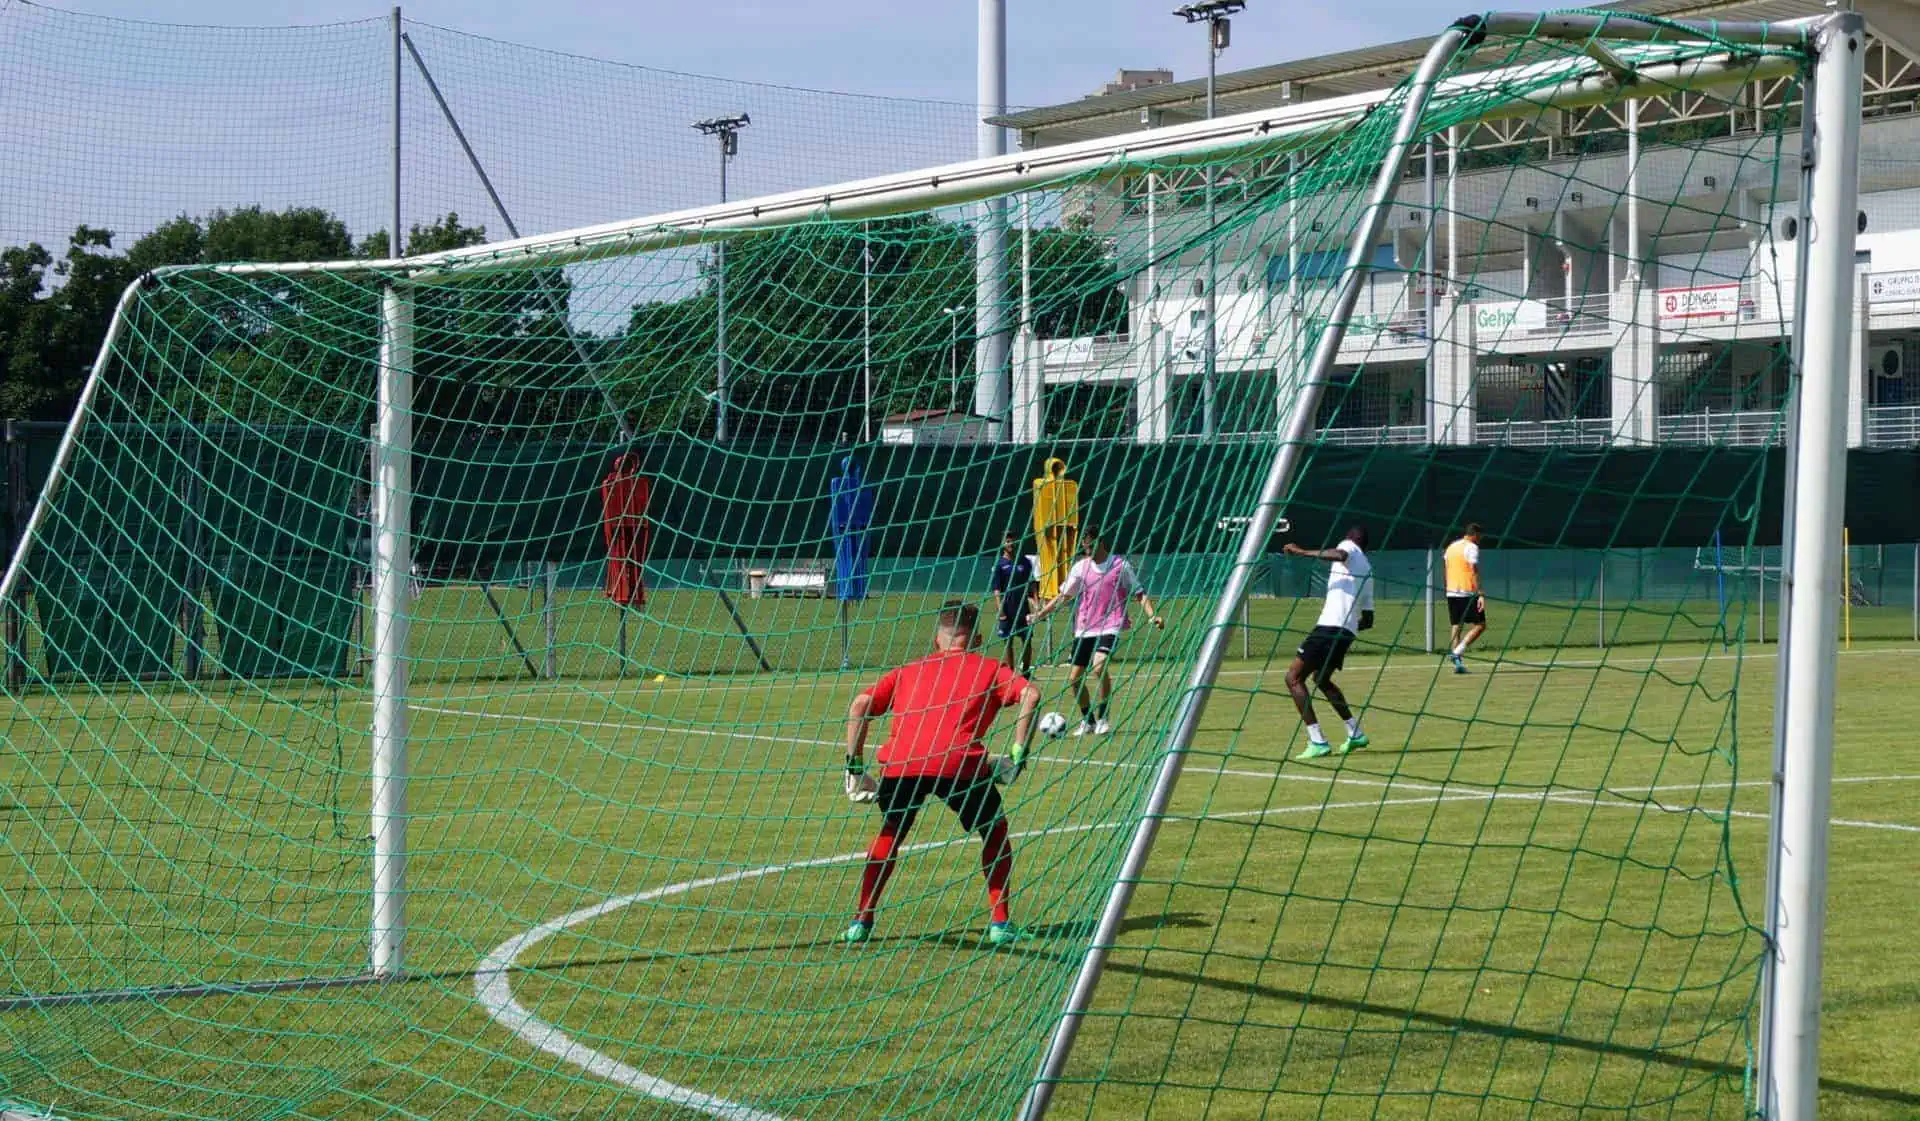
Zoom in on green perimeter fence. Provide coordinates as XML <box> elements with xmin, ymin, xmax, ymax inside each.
<box><xmin>6</xmin><ymin>422</ymin><xmax>1920</xmax><ymax>686</ymax></box>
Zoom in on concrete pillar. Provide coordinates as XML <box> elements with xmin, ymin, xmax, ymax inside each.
<box><xmin>1849</xmin><ymin>268</ymin><xmax>1868</xmax><ymax>448</ymax></box>
<box><xmin>1136</xmin><ymin>327</ymin><xmax>1171</xmax><ymax>443</ymax></box>
<box><xmin>1611</xmin><ymin>283</ymin><xmax>1659</xmax><ymax>444</ymax></box>
<box><xmin>1012</xmin><ymin>329</ymin><xmax>1044</xmax><ymax>444</ymax></box>
<box><xmin>1432</xmin><ymin>295</ymin><xmax>1476</xmax><ymax>444</ymax></box>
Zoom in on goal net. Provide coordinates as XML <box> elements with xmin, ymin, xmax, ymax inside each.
<box><xmin>2</xmin><ymin>14</ymin><xmax>1837</xmax><ymax>1121</ymax></box>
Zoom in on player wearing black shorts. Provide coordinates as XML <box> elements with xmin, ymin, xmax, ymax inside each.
<box><xmin>989</xmin><ymin>533</ymin><xmax>1040</xmax><ymax>674</ymax></box>
<box><xmin>1282</xmin><ymin>526</ymin><xmax>1376</xmax><ymax>760</ymax></box>
<box><xmin>841</xmin><ymin>602</ymin><xmax>1041</xmax><ymax>947</ymax></box>
<box><xmin>1029</xmin><ymin>526</ymin><xmax>1163</xmax><ymax>737</ymax></box>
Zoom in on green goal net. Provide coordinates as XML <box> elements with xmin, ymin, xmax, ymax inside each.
<box><xmin>3</xmin><ymin>14</ymin><xmax>1824</xmax><ymax>1121</ymax></box>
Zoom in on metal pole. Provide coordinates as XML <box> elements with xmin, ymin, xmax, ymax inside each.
<box><xmin>840</xmin><ymin>599</ymin><xmax>852</xmax><ymax>672</ymax></box>
<box><xmin>1425</xmin><ymin>547</ymin><xmax>1435</xmax><ymax>653</ymax></box>
<box><xmin>1912</xmin><ymin>541</ymin><xmax>1917</xmax><ymax>641</ymax></box>
<box><xmin>1446</xmin><ymin>125</ymin><xmax>1458</xmax><ymax>286</ymax></box>
<box><xmin>716</xmin><ymin>138</ymin><xmax>731</xmax><ymax>442</ymax></box>
<box><xmin>862</xmin><ymin>223</ymin><xmax>873</xmax><ymax>442</ymax></box>
<box><xmin>390</xmin><ymin>7</ymin><xmax>402</xmax><ymax>259</ymax></box>
<box><xmin>950</xmin><ymin>315</ymin><xmax>959</xmax><ymax>413</ymax></box>
<box><xmin>371</xmin><ymin>285</ymin><xmax>415</xmax><ymax>979</ymax></box>
<box><xmin>975</xmin><ymin>0</ymin><xmax>1010</xmax><ymax>438</ymax></box>
<box><xmin>1202</xmin><ymin>23</ymin><xmax>1219</xmax><ymax>439</ymax></box>
<box><xmin>3</xmin><ymin>420</ymin><xmax>25</xmax><ymax>689</ymax></box>
<box><xmin>1761</xmin><ymin>33</ymin><xmax>1824</xmax><ymax>1096</ymax></box>
<box><xmin>1597</xmin><ymin>551</ymin><xmax>1605</xmax><ymax>649</ymax></box>
<box><xmin>1764</xmin><ymin>17</ymin><xmax>1864</xmax><ymax>1121</ymax></box>
<box><xmin>1425</xmin><ymin>139</ymin><xmax>1437</xmax><ymax>437</ymax></box>
<box><xmin>1715</xmin><ymin>528</ymin><xmax>1727</xmax><ymax>648</ymax></box>
<box><xmin>543</xmin><ymin>560</ymin><xmax>559</xmax><ymax>679</ymax></box>
<box><xmin>1020</xmin><ymin>24</ymin><xmax>1473</xmax><ymax>1117</ymax></box>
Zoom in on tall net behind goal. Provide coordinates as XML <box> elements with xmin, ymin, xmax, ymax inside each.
<box><xmin>3</xmin><ymin>15</ymin><xmax>1823</xmax><ymax>1121</ymax></box>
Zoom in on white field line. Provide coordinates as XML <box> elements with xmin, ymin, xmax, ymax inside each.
<box><xmin>471</xmin><ymin>755</ymin><xmax>1918</xmax><ymax>1115</ymax></box>
<box><xmin>403</xmin><ymin>643</ymin><xmax>1920</xmax><ymax>702</ymax></box>
<box><xmin>415</xmin><ymin>701</ymin><xmax>1920</xmax><ymax>832</ymax></box>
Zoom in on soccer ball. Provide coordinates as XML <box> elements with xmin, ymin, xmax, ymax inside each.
<box><xmin>1038</xmin><ymin>712</ymin><xmax>1069</xmax><ymax>739</ymax></box>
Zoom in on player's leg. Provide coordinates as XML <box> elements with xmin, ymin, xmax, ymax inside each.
<box><xmin>1317</xmin><ymin>632</ymin><xmax>1367</xmax><ymax>752</ymax></box>
<box><xmin>1089</xmin><ymin>639</ymin><xmax>1115</xmax><ymax>733</ymax></box>
<box><xmin>1290</xmin><ymin>629</ymin><xmax>1336</xmax><ymax>760</ymax></box>
<box><xmin>1446</xmin><ymin>597</ymin><xmax>1470</xmax><ymax>673</ymax></box>
<box><xmin>1286</xmin><ymin>633</ymin><xmax>1333</xmax><ymax>759</ymax></box>
<box><xmin>848</xmin><ymin>778</ymin><xmax>925</xmax><ymax>942</ymax></box>
<box><xmin>1459</xmin><ymin>597</ymin><xmax>1489</xmax><ymax>654</ymax></box>
<box><xmin>1068</xmin><ymin>638</ymin><xmax>1096</xmax><ymax>734</ymax></box>
<box><xmin>943</xmin><ymin>777</ymin><xmax>1026</xmax><ymax>944</ymax></box>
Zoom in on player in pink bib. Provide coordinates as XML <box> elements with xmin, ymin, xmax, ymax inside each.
<box><xmin>1030</xmin><ymin>525</ymin><xmax>1163</xmax><ymax>735</ymax></box>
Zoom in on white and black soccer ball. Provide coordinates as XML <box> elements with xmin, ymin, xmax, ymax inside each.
<box><xmin>1038</xmin><ymin>711</ymin><xmax>1069</xmax><ymax>739</ymax></box>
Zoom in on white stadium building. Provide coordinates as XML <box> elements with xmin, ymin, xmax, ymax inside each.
<box><xmin>983</xmin><ymin>0</ymin><xmax>1920</xmax><ymax>449</ymax></box>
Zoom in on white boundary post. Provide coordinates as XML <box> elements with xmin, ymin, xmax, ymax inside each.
<box><xmin>1425</xmin><ymin>547</ymin><xmax>1435</xmax><ymax>653</ymax></box>
<box><xmin>1763</xmin><ymin>15</ymin><xmax>1863</xmax><ymax>1121</ymax></box>
<box><xmin>543</xmin><ymin>560</ymin><xmax>559</xmax><ymax>679</ymax></box>
<box><xmin>371</xmin><ymin>284</ymin><xmax>415</xmax><ymax>979</ymax></box>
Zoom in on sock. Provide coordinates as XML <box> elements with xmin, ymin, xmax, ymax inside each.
<box><xmin>856</xmin><ymin>821</ymin><xmax>907</xmax><ymax>925</ymax></box>
<box><xmin>1094</xmin><ymin>699</ymin><xmax>1109</xmax><ymax>722</ymax></box>
<box><xmin>1081</xmin><ymin>700</ymin><xmax>1095</xmax><ymax>722</ymax></box>
<box><xmin>1344</xmin><ymin>717</ymin><xmax>1362</xmax><ymax>737</ymax></box>
<box><xmin>979</xmin><ymin>819</ymin><xmax>1012</xmax><ymax>925</ymax></box>
<box><xmin>1451</xmin><ymin>643</ymin><xmax>1465</xmax><ymax>656</ymax></box>
<box><xmin>1307</xmin><ymin>722</ymin><xmax>1327</xmax><ymax>745</ymax></box>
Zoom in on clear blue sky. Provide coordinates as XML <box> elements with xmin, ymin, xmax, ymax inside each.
<box><xmin>38</xmin><ymin>0</ymin><xmax>1413</xmax><ymax>108</ymax></box>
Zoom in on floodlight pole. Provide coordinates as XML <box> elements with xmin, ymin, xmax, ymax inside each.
<box><xmin>1177</xmin><ymin>1</ymin><xmax>1245</xmax><ymax>438</ymax></box>
<box><xmin>1763</xmin><ymin>14</ymin><xmax>1864</xmax><ymax>1121</ymax></box>
<box><xmin>390</xmin><ymin>7</ymin><xmax>401</xmax><ymax>260</ymax></box>
<box><xmin>862</xmin><ymin>222</ymin><xmax>873</xmax><ymax>442</ymax></box>
<box><xmin>1018</xmin><ymin>18</ymin><xmax>1469</xmax><ymax>1116</ymax></box>
<box><xmin>695</xmin><ymin>114</ymin><xmax>751</xmax><ymax>442</ymax></box>
<box><xmin>370</xmin><ymin>284</ymin><xmax>415</xmax><ymax>979</ymax></box>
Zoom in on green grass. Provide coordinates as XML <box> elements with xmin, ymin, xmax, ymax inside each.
<box><xmin>3</xmin><ymin>592</ymin><xmax>1917</xmax><ymax>1120</ymax></box>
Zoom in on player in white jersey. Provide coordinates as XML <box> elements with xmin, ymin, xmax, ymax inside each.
<box><xmin>1281</xmin><ymin>526</ymin><xmax>1375</xmax><ymax>760</ymax></box>
<box><xmin>1029</xmin><ymin>525</ymin><xmax>1163</xmax><ymax>736</ymax></box>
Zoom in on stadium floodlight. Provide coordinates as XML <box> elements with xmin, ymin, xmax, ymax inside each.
<box><xmin>693</xmin><ymin>113</ymin><xmax>751</xmax><ymax>440</ymax></box>
<box><xmin>1173</xmin><ymin>0</ymin><xmax>1245</xmax><ymax>439</ymax></box>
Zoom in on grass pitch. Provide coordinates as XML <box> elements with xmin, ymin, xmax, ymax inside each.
<box><xmin>2</xmin><ymin>591</ymin><xmax>1917</xmax><ymax>1120</ymax></box>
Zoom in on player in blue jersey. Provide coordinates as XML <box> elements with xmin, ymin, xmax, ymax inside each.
<box><xmin>989</xmin><ymin>532</ymin><xmax>1040</xmax><ymax>675</ymax></box>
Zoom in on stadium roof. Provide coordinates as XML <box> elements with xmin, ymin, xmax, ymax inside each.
<box><xmin>991</xmin><ymin>0</ymin><xmax>1920</xmax><ymax>147</ymax></box>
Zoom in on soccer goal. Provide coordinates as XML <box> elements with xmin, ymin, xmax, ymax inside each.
<box><xmin>0</xmin><ymin>11</ymin><xmax>1865</xmax><ymax>1121</ymax></box>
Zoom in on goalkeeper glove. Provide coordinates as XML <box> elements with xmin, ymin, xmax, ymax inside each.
<box><xmin>993</xmin><ymin>742</ymin><xmax>1029</xmax><ymax>786</ymax></box>
<box><xmin>844</xmin><ymin>759</ymin><xmax>878</xmax><ymax>804</ymax></box>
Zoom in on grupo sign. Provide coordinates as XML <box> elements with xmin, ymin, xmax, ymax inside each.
<box><xmin>1472</xmin><ymin>299</ymin><xmax>1547</xmax><ymax>335</ymax></box>
<box><xmin>1868</xmin><ymin>269</ymin><xmax>1920</xmax><ymax>303</ymax></box>
<box><xmin>1658</xmin><ymin>284</ymin><xmax>1742</xmax><ymax>322</ymax></box>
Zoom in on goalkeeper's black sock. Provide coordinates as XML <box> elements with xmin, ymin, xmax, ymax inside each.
<box><xmin>1094</xmin><ymin>700</ymin><xmax>1109</xmax><ymax>722</ymax></box>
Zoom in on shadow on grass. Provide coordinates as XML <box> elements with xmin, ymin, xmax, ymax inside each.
<box><xmin>16</xmin><ymin>914</ymin><xmax>1913</xmax><ymax>1112</ymax></box>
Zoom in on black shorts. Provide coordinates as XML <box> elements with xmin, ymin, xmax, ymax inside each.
<box><xmin>997</xmin><ymin>614</ymin><xmax>1031</xmax><ymax>641</ymax></box>
<box><xmin>1070</xmin><ymin>633</ymin><xmax>1119</xmax><ymax>668</ymax></box>
<box><xmin>1296</xmin><ymin>625</ymin><xmax>1355</xmax><ymax>681</ymax></box>
<box><xmin>1447</xmin><ymin>595</ymin><xmax>1487</xmax><ymax>626</ymax></box>
<box><xmin>876</xmin><ymin>773</ymin><xmax>1005</xmax><ymax>835</ymax></box>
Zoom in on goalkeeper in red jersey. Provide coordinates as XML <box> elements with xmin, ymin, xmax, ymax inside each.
<box><xmin>841</xmin><ymin>601</ymin><xmax>1041</xmax><ymax>947</ymax></box>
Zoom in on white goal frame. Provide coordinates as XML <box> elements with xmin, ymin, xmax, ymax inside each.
<box><xmin>0</xmin><ymin>13</ymin><xmax>1861</xmax><ymax>1121</ymax></box>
